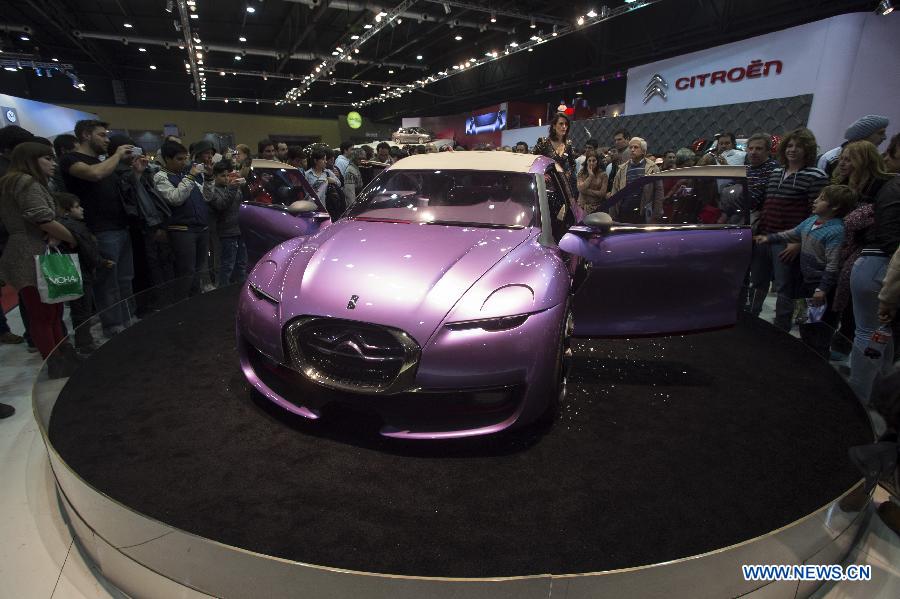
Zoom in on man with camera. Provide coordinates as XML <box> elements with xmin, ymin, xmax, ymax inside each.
<box><xmin>60</xmin><ymin>119</ymin><xmax>137</xmax><ymax>337</ymax></box>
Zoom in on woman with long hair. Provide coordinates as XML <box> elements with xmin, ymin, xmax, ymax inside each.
<box><xmin>576</xmin><ymin>150</ymin><xmax>607</xmax><ymax>214</ymax></box>
<box><xmin>533</xmin><ymin>113</ymin><xmax>578</xmax><ymax>225</ymax></box>
<box><xmin>0</xmin><ymin>142</ymin><xmax>77</xmax><ymax>359</ymax></box>
<box><xmin>847</xmin><ymin>144</ymin><xmax>900</xmax><ymax>401</ymax></box>
<box><xmin>830</xmin><ymin>142</ymin><xmax>893</xmax><ymax>353</ymax></box>
<box><xmin>750</xmin><ymin>127</ymin><xmax>828</xmax><ymax>330</ymax></box>
<box><xmin>533</xmin><ymin>112</ymin><xmax>578</xmax><ymax>198</ymax></box>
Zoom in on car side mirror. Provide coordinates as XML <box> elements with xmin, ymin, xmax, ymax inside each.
<box><xmin>287</xmin><ymin>200</ymin><xmax>318</xmax><ymax>215</ymax></box>
<box><xmin>583</xmin><ymin>211</ymin><xmax>613</xmax><ymax>233</ymax></box>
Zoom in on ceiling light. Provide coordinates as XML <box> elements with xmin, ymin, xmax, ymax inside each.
<box><xmin>246</xmin><ymin>6</ymin><xmax>256</xmax><ymax>13</ymax></box>
<box><xmin>235</xmin><ymin>55</ymin><xmax>241</xmax><ymax>60</ymax></box>
<box><xmin>150</xmin><ymin>65</ymin><xmax>157</xmax><ymax>70</ymax></box>
<box><xmin>416</xmin><ymin>55</ymin><xmax>423</xmax><ymax>60</ymax></box>
<box><xmin>124</xmin><ymin>23</ymin><xmax>133</xmax><ymax>28</ymax></box>
<box><xmin>20</xmin><ymin>35</ymin><xmax>30</xmax><ymax>41</ymax></box>
<box><xmin>587</xmin><ymin>9</ymin><xmax>597</xmax><ymax>17</ymax></box>
<box><xmin>351</xmin><ymin>35</ymin><xmax>360</xmax><ymax>39</ymax></box>
<box><xmin>138</xmin><ymin>47</ymin><xmax>147</xmax><ymax>52</ymax></box>
<box><xmin>509</xmin><ymin>41</ymin><xmax>518</xmax><ymax>47</ymax></box>
<box><xmin>239</xmin><ymin>36</ymin><xmax>247</xmax><ymax>42</ymax></box>
<box><xmin>347</xmin><ymin>90</ymin><xmax>352</xmax><ymax>94</ymax></box>
<box><xmin>388</xmin><ymin>69</ymin><xmax>394</xmax><ymax>74</ymax></box>
<box><xmin>455</xmin><ymin>34</ymin><xmax>462</xmax><ymax>41</ymax></box>
<box><xmin>363</xmin><ymin>24</ymin><xmax>373</xmax><ymax>29</ymax></box>
<box><xmin>877</xmin><ymin>0</ymin><xmax>894</xmax><ymax>14</ymax></box>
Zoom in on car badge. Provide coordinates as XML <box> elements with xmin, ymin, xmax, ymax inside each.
<box><xmin>643</xmin><ymin>73</ymin><xmax>668</xmax><ymax>103</ymax></box>
<box><xmin>347</xmin><ymin>294</ymin><xmax>360</xmax><ymax>310</ymax></box>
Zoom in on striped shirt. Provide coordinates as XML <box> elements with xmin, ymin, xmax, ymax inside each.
<box><xmin>625</xmin><ymin>159</ymin><xmax>647</xmax><ymax>186</ymax></box>
<box><xmin>758</xmin><ymin>166</ymin><xmax>827</xmax><ymax>235</ymax></box>
<box><xmin>746</xmin><ymin>158</ymin><xmax>778</xmax><ymax>211</ymax></box>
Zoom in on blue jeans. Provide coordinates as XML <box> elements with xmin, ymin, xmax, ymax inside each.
<box><xmin>848</xmin><ymin>255</ymin><xmax>893</xmax><ymax>403</ymax></box>
<box><xmin>94</xmin><ymin>229</ymin><xmax>135</xmax><ymax>334</ymax></box>
<box><xmin>218</xmin><ymin>237</ymin><xmax>247</xmax><ymax>286</ymax></box>
<box><xmin>749</xmin><ymin>241</ymin><xmax>801</xmax><ymax>330</ymax></box>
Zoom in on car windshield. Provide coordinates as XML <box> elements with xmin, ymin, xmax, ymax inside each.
<box><xmin>346</xmin><ymin>169</ymin><xmax>538</xmax><ymax>228</ymax></box>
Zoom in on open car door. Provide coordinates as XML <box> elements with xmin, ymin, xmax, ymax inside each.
<box><xmin>559</xmin><ymin>165</ymin><xmax>752</xmax><ymax>337</ymax></box>
<box><xmin>239</xmin><ymin>159</ymin><xmax>331</xmax><ymax>264</ymax></box>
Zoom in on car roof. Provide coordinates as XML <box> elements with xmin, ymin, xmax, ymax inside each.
<box><xmin>387</xmin><ymin>151</ymin><xmax>544</xmax><ymax>173</ymax></box>
<box><xmin>648</xmin><ymin>165</ymin><xmax>747</xmax><ymax>178</ymax></box>
<box><xmin>251</xmin><ymin>158</ymin><xmax>293</xmax><ymax>169</ymax></box>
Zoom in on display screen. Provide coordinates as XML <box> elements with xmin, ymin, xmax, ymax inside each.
<box><xmin>465</xmin><ymin>110</ymin><xmax>507</xmax><ymax>135</ymax></box>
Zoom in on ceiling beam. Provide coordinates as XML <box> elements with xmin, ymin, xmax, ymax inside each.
<box><xmin>280</xmin><ymin>0</ymin><xmax>516</xmax><ymax>33</ymax></box>
<box><xmin>23</xmin><ymin>0</ymin><xmax>119</xmax><ymax>78</ymax></box>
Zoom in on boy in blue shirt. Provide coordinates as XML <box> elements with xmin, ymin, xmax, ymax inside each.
<box><xmin>755</xmin><ymin>185</ymin><xmax>858</xmax><ymax>351</ymax></box>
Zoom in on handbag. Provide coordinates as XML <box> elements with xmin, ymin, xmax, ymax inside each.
<box><xmin>35</xmin><ymin>246</ymin><xmax>84</xmax><ymax>303</ymax></box>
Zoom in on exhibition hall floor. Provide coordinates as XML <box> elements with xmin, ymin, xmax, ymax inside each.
<box><xmin>2</xmin><ymin>300</ymin><xmax>900</xmax><ymax>598</ymax></box>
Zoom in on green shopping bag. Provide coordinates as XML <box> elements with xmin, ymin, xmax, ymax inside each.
<box><xmin>34</xmin><ymin>247</ymin><xmax>84</xmax><ymax>303</ymax></box>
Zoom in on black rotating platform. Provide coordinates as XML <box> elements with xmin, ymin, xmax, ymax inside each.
<box><xmin>49</xmin><ymin>286</ymin><xmax>872</xmax><ymax>579</ymax></box>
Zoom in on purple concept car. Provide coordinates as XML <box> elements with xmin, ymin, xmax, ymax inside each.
<box><xmin>237</xmin><ymin>154</ymin><xmax>751</xmax><ymax>439</ymax></box>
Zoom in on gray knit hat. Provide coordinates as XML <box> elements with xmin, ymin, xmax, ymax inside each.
<box><xmin>845</xmin><ymin>115</ymin><xmax>889</xmax><ymax>142</ymax></box>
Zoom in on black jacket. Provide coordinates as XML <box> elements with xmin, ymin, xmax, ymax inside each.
<box><xmin>117</xmin><ymin>165</ymin><xmax>171</xmax><ymax>230</ymax></box>
<box><xmin>59</xmin><ymin>215</ymin><xmax>100</xmax><ymax>282</ymax></box>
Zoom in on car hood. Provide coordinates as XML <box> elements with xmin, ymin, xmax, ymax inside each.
<box><xmin>280</xmin><ymin>220</ymin><xmax>533</xmax><ymax>345</ymax></box>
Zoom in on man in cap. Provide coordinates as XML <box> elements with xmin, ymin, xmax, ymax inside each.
<box><xmin>817</xmin><ymin>115</ymin><xmax>889</xmax><ymax>176</ymax></box>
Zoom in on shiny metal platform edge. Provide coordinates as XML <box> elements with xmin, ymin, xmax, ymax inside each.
<box><xmin>34</xmin><ymin>365</ymin><xmax>873</xmax><ymax>599</ymax></box>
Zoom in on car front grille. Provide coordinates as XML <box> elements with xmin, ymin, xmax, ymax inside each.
<box><xmin>284</xmin><ymin>317</ymin><xmax>420</xmax><ymax>393</ymax></box>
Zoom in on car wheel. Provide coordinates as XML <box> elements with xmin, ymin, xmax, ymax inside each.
<box><xmin>534</xmin><ymin>302</ymin><xmax>573</xmax><ymax>429</ymax></box>
<box><xmin>556</xmin><ymin>304</ymin><xmax>574</xmax><ymax>405</ymax></box>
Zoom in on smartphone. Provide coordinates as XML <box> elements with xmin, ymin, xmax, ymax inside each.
<box><xmin>130</xmin><ymin>146</ymin><xmax>143</xmax><ymax>156</ymax></box>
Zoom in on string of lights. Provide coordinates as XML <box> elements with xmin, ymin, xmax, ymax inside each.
<box><xmin>354</xmin><ymin>0</ymin><xmax>663</xmax><ymax>108</ymax></box>
<box><xmin>281</xmin><ymin>0</ymin><xmax>418</xmax><ymax>104</ymax></box>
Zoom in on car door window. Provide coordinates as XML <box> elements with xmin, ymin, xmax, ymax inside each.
<box><xmin>604</xmin><ymin>170</ymin><xmax>749</xmax><ymax>226</ymax></box>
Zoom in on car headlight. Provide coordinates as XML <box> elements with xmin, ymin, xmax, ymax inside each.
<box><xmin>445</xmin><ymin>313</ymin><xmax>531</xmax><ymax>332</ymax></box>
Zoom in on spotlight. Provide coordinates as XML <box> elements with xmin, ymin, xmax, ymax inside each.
<box><xmin>490</xmin><ymin>12</ymin><xmax>496</xmax><ymax>23</ymax></box>
<box><xmin>577</xmin><ymin>16</ymin><xmax>585</xmax><ymax>25</ymax></box>
<box><xmin>530</xmin><ymin>18</ymin><xmax>536</xmax><ymax>28</ymax></box>
<box><xmin>247</xmin><ymin>6</ymin><xmax>255</xmax><ymax>13</ymax></box>
<box><xmin>587</xmin><ymin>9</ymin><xmax>597</xmax><ymax>18</ymax></box>
<box><xmin>416</xmin><ymin>54</ymin><xmax>423</xmax><ymax>60</ymax></box>
<box><xmin>239</xmin><ymin>36</ymin><xmax>247</xmax><ymax>42</ymax></box>
<box><xmin>150</xmin><ymin>65</ymin><xmax>157</xmax><ymax>70</ymax></box>
<box><xmin>876</xmin><ymin>0</ymin><xmax>894</xmax><ymax>14</ymax></box>
<box><xmin>20</xmin><ymin>35</ymin><xmax>30</xmax><ymax>41</ymax></box>
<box><xmin>455</xmin><ymin>35</ymin><xmax>462</xmax><ymax>41</ymax></box>
<box><xmin>234</xmin><ymin>55</ymin><xmax>241</xmax><ymax>60</ymax></box>
<box><xmin>138</xmin><ymin>47</ymin><xmax>147</xmax><ymax>52</ymax></box>
<box><xmin>124</xmin><ymin>23</ymin><xmax>133</xmax><ymax>28</ymax></box>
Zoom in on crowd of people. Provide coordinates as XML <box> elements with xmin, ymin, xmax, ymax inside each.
<box><xmin>0</xmin><ymin>113</ymin><xmax>898</xmax><ymax>437</ymax></box>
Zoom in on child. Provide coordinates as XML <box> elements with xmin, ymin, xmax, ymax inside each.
<box><xmin>53</xmin><ymin>192</ymin><xmax>102</xmax><ymax>353</ymax></box>
<box><xmin>754</xmin><ymin>184</ymin><xmax>858</xmax><ymax>352</ymax></box>
<box><xmin>207</xmin><ymin>161</ymin><xmax>247</xmax><ymax>286</ymax></box>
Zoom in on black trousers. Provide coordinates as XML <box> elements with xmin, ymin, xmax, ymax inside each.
<box><xmin>168</xmin><ymin>228</ymin><xmax>209</xmax><ymax>301</ymax></box>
